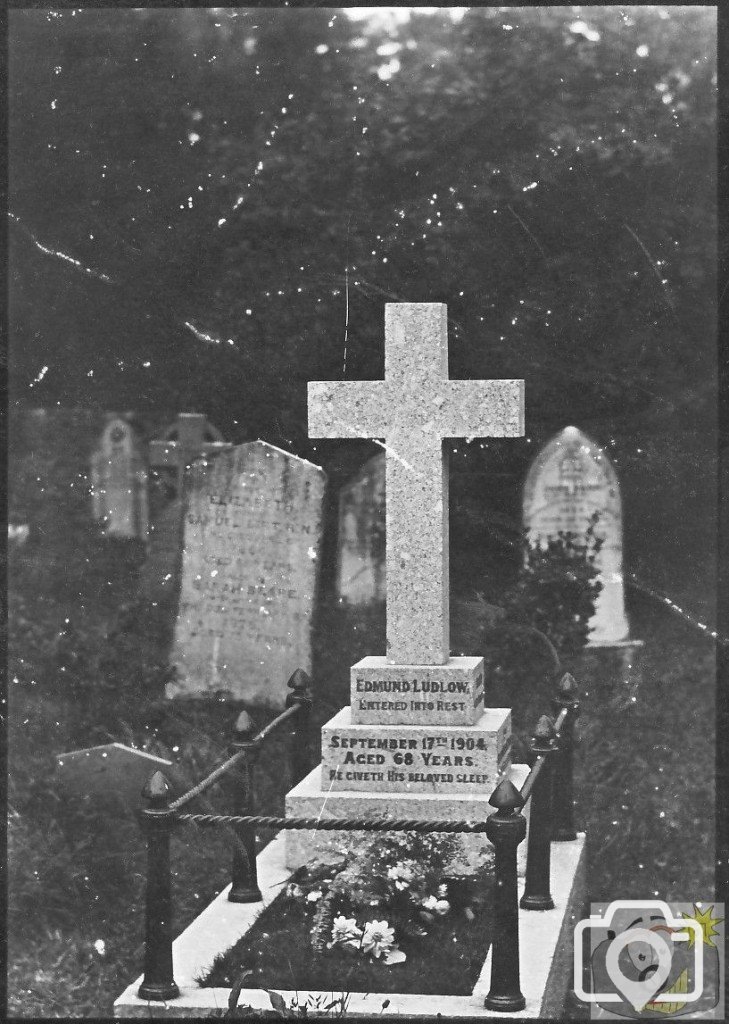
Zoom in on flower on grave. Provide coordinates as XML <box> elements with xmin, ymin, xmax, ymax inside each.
<box><xmin>437</xmin><ymin>883</ymin><xmax>449</xmax><ymax>898</ymax></box>
<box><xmin>306</xmin><ymin>888</ymin><xmax>324</xmax><ymax>903</ymax></box>
<box><xmin>93</xmin><ymin>939</ymin><xmax>106</xmax><ymax>957</ymax></box>
<box><xmin>361</xmin><ymin>920</ymin><xmax>396</xmax><ymax>959</ymax></box>
<box><xmin>421</xmin><ymin>894</ymin><xmax>450</xmax><ymax>916</ymax></box>
<box><xmin>387</xmin><ymin>860</ymin><xmax>416</xmax><ymax>890</ymax></box>
<box><xmin>329</xmin><ymin>915</ymin><xmax>363</xmax><ymax>947</ymax></box>
<box><xmin>286</xmin><ymin>883</ymin><xmax>304</xmax><ymax>899</ymax></box>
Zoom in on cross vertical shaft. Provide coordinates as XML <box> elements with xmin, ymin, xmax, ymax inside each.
<box><xmin>386</xmin><ymin>436</ymin><xmax>449</xmax><ymax>664</ymax></box>
<box><xmin>308</xmin><ymin>302</ymin><xmax>525</xmax><ymax>667</ymax></box>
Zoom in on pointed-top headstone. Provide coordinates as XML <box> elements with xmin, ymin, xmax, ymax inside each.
<box><xmin>90</xmin><ymin>416</ymin><xmax>148</xmax><ymax>539</ymax></box>
<box><xmin>523</xmin><ymin>426</ymin><xmax>631</xmax><ymax>646</ymax></box>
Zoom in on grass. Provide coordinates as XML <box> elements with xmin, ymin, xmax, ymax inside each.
<box><xmin>200</xmin><ymin>871</ymin><xmax>495</xmax><ymax>996</ymax></box>
<box><xmin>6</xmin><ymin>509</ymin><xmax>717</xmax><ymax>1017</ymax></box>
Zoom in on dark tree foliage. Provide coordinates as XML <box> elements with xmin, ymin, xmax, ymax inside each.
<box><xmin>9</xmin><ymin>7</ymin><xmax>715</xmax><ymax>459</ymax></box>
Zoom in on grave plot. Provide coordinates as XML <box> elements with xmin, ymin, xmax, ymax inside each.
<box><xmin>115</xmin><ymin>304</ymin><xmax>587</xmax><ymax>1019</ymax></box>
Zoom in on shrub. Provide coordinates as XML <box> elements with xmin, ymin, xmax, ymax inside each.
<box><xmin>503</xmin><ymin>515</ymin><xmax>603</xmax><ymax>657</ymax></box>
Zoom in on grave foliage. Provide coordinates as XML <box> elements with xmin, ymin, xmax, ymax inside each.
<box><xmin>201</xmin><ymin>832</ymin><xmax>495</xmax><ymax>997</ymax></box>
<box><xmin>503</xmin><ymin>518</ymin><xmax>604</xmax><ymax>657</ymax></box>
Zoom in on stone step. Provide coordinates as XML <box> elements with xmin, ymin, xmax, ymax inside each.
<box><xmin>321</xmin><ymin>705</ymin><xmax>511</xmax><ymax>795</ymax></box>
<box><xmin>350</xmin><ymin>655</ymin><xmax>484</xmax><ymax>726</ymax></box>
<box><xmin>285</xmin><ymin>762</ymin><xmax>530</xmax><ymax>876</ymax></box>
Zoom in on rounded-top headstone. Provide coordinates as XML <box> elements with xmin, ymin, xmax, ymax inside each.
<box><xmin>522</xmin><ymin>426</ymin><xmax>630</xmax><ymax>645</ymax></box>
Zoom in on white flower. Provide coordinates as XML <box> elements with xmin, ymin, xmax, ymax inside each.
<box><xmin>387</xmin><ymin>861</ymin><xmax>416</xmax><ymax>890</ymax></box>
<box><xmin>422</xmin><ymin>895</ymin><xmax>450</xmax><ymax>916</ymax></box>
<box><xmin>93</xmin><ymin>939</ymin><xmax>106</xmax><ymax>957</ymax></box>
<box><xmin>306</xmin><ymin>888</ymin><xmax>323</xmax><ymax>903</ymax></box>
<box><xmin>361</xmin><ymin>920</ymin><xmax>395</xmax><ymax>959</ymax></box>
<box><xmin>437</xmin><ymin>883</ymin><xmax>449</xmax><ymax>898</ymax></box>
<box><xmin>286</xmin><ymin>883</ymin><xmax>304</xmax><ymax>899</ymax></box>
<box><xmin>330</xmin><ymin>915</ymin><xmax>363</xmax><ymax>946</ymax></box>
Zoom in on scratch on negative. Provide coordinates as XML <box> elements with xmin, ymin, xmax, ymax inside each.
<box><xmin>337</xmin><ymin>422</ymin><xmax>421</xmax><ymax>476</ymax></box>
<box><xmin>315</xmin><ymin>770</ymin><xmax>339</xmax><ymax>829</ymax></box>
<box><xmin>9</xmin><ymin>211</ymin><xmax>113</xmax><ymax>283</ymax></box>
<box><xmin>371</xmin><ymin>438</ymin><xmax>422</xmax><ymax>476</ymax></box>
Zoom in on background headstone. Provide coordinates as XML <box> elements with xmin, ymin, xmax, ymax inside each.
<box><xmin>90</xmin><ymin>416</ymin><xmax>148</xmax><ymax>540</ymax></box>
<box><xmin>167</xmin><ymin>440</ymin><xmax>326</xmax><ymax>705</ymax></box>
<box><xmin>336</xmin><ymin>453</ymin><xmax>386</xmax><ymax>605</ymax></box>
<box><xmin>522</xmin><ymin>425</ymin><xmax>630</xmax><ymax>645</ymax></box>
<box><xmin>55</xmin><ymin>743</ymin><xmax>174</xmax><ymax>814</ymax></box>
<box><xmin>148</xmin><ymin>412</ymin><xmax>230</xmax><ymax>497</ymax></box>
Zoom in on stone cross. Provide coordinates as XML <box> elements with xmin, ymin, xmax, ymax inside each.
<box><xmin>309</xmin><ymin>303</ymin><xmax>524</xmax><ymax>665</ymax></box>
<box><xmin>149</xmin><ymin>413</ymin><xmax>230</xmax><ymax>494</ymax></box>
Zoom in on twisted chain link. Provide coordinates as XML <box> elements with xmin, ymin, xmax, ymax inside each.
<box><xmin>177</xmin><ymin>812</ymin><xmax>491</xmax><ymax>833</ymax></box>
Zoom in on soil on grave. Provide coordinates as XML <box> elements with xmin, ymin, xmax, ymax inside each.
<box><xmin>200</xmin><ymin>875</ymin><xmax>496</xmax><ymax>996</ymax></box>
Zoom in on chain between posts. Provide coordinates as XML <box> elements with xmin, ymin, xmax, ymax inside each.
<box><xmin>168</xmin><ymin>703</ymin><xmax>301</xmax><ymax>812</ymax></box>
<box><xmin>178</xmin><ymin>813</ymin><xmax>492</xmax><ymax>831</ymax></box>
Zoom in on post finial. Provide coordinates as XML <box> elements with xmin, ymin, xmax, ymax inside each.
<box><xmin>286</xmin><ymin>668</ymin><xmax>312</xmax><ymax>708</ymax></box>
<box><xmin>532</xmin><ymin>714</ymin><xmax>558</xmax><ymax>753</ymax></box>
<box><xmin>142</xmin><ymin>770</ymin><xmax>172</xmax><ymax>808</ymax></box>
<box><xmin>556</xmin><ymin>672</ymin><xmax>578</xmax><ymax>700</ymax></box>
<box><xmin>489</xmin><ymin>778</ymin><xmax>526</xmax><ymax>811</ymax></box>
<box><xmin>234</xmin><ymin>709</ymin><xmax>254</xmax><ymax>739</ymax></box>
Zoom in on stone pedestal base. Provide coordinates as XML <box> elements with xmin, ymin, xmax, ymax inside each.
<box><xmin>285</xmin><ymin>763</ymin><xmax>529</xmax><ymax>876</ymax></box>
<box><xmin>321</xmin><ymin>705</ymin><xmax>511</xmax><ymax>794</ymax></box>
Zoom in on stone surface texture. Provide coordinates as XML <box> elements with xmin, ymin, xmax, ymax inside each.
<box><xmin>321</xmin><ymin>705</ymin><xmax>510</xmax><ymax>794</ymax></box>
<box><xmin>285</xmin><ymin>762</ymin><xmax>529</xmax><ymax>876</ymax></box>
<box><xmin>336</xmin><ymin>453</ymin><xmax>386</xmax><ymax>604</ymax></box>
<box><xmin>309</xmin><ymin>303</ymin><xmax>524</xmax><ymax>665</ymax></box>
<box><xmin>350</xmin><ymin>655</ymin><xmax>484</xmax><ymax>725</ymax></box>
<box><xmin>167</xmin><ymin>441</ymin><xmax>325</xmax><ymax>704</ymax></box>
<box><xmin>90</xmin><ymin>416</ymin><xmax>148</xmax><ymax>539</ymax></box>
<box><xmin>523</xmin><ymin>425</ymin><xmax>630</xmax><ymax>645</ymax></box>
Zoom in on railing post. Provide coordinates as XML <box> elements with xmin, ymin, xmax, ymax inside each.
<box><xmin>228</xmin><ymin>710</ymin><xmax>262</xmax><ymax>903</ymax></box>
<box><xmin>285</xmin><ymin>668</ymin><xmax>313</xmax><ymax>785</ymax></box>
<box><xmin>484</xmin><ymin>778</ymin><xmax>527</xmax><ymax>1013</ymax></box>
<box><xmin>138</xmin><ymin>771</ymin><xmax>180</xmax><ymax>1002</ymax></box>
<box><xmin>520</xmin><ymin>715</ymin><xmax>558</xmax><ymax>911</ymax></box>
<box><xmin>551</xmin><ymin>671</ymin><xmax>580</xmax><ymax>841</ymax></box>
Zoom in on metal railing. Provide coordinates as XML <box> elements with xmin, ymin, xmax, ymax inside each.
<box><xmin>136</xmin><ymin>669</ymin><xmax>581</xmax><ymax>1012</ymax></box>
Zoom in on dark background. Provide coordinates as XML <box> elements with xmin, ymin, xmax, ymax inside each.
<box><xmin>9</xmin><ymin>5</ymin><xmax>717</xmax><ymax>616</ymax></box>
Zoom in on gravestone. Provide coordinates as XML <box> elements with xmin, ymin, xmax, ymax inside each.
<box><xmin>55</xmin><ymin>743</ymin><xmax>174</xmax><ymax>814</ymax></box>
<box><xmin>90</xmin><ymin>416</ymin><xmax>148</xmax><ymax>539</ymax></box>
<box><xmin>167</xmin><ymin>441</ymin><xmax>326</xmax><ymax>706</ymax></box>
<box><xmin>336</xmin><ymin>453</ymin><xmax>386</xmax><ymax>604</ymax></box>
<box><xmin>145</xmin><ymin>415</ymin><xmax>230</xmax><ymax>601</ymax></box>
<box><xmin>286</xmin><ymin>303</ymin><xmax>526</xmax><ymax>871</ymax></box>
<box><xmin>522</xmin><ymin>425</ymin><xmax>631</xmax><ymax>647</ymax></box>
<box><xmin>149</xmin><ymin>412</ymin><xmax>230</xmax><ymax>496</ymax></box>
